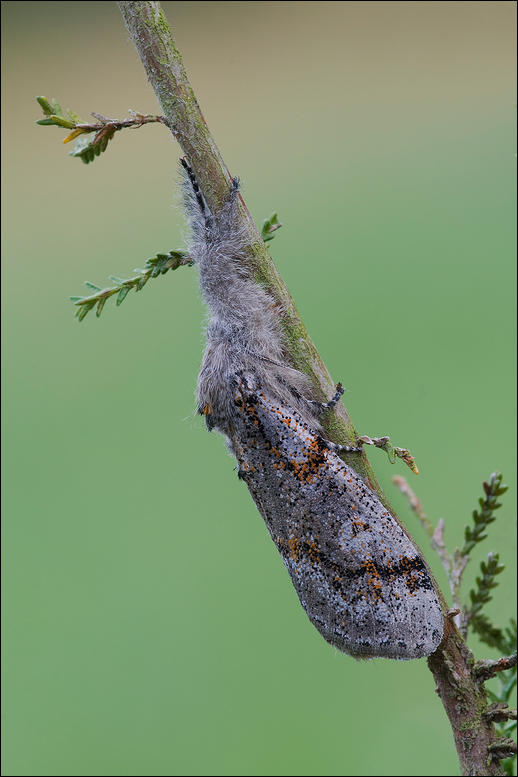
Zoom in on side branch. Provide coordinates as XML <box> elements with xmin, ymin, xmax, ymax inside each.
<box><xmin>475</xmin><ymin>654</ymin><xmax>517</xmax><ymax>682</ymax></box>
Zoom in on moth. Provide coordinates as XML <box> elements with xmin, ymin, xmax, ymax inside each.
<box><xmin>180</xmin><ymin>159</ymin><xmax>444</xmax><ymax>659</ymax></box>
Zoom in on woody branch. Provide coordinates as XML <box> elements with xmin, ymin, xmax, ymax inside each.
<box><xmin>116</xmin><ymin>3</ymin><xmax>508</xmax><ymax>775</ymax></box>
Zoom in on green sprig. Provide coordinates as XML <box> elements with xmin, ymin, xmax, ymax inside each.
<box><xmin>261</xmin><ymin>212</ymin><xmax>282</xmax><ymax>242</ymax></box>
<box><xmin>68</xmin><ymin>134</ymin><xmax>112</xmax><ymax>164</ymax></box>
<box><xmin>460</xmin><ymin>472</ymin><xmax>508</xmax><ymax>556</ymax></box>
<box><xmin>36</xmin><ymin>96</ymin><xmax>85</xmax><ymax>128</ymax></box>
<box><xmin>70</xmin><ymin>250</ymin><xmax>191</xmax><ymax>321</ymax></box>
<box><xmin>457</xmin><ymin>478</ymin><xmax>517</xmax><ymax>775</ymax></box>
<box><xmin>467</xmin><ymin>552</ymin><xmax>507</xmax><ymax>643</ymax></box>
<box><xmin>459</xmin><ymin>474</ymin><xmax>512</xmax><ymax>649</ymax></box>
<box><xmin>36</xmin><ymin>97</ymin><xmax>169</xmax><ymax>164</ymax></box>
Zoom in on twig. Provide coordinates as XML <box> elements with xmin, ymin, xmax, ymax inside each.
<box><xmin>475</xmin><ymin>654</ymin><xmax>518</xmax><ymax>682</ymax></box>
<box><xmin>483</xmin><ymin>703</ymin><xmax>517</xmax><ymax>724</ymax></box>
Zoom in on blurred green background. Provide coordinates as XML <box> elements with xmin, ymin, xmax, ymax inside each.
<box><xmin>2</xmin><ymin>2</ymin><xmax>516</xmax><ymax>775</ymax></box>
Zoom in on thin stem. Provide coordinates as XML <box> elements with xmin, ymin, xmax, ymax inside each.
<box><xmin>115</xmin><ymin>4</ymin><xmax>510</xmax><ymax>774</ymax></box>
<box><xmin>116</xmin><ymin>1</ymin><xmax>372</xmax><ymax>471</ymax></box>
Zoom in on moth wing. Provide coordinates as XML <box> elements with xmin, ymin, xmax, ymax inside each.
<box><xmin>233</xmin><ymin>380</ymin><xmax>444</xmax><ymax>660</ymax></box>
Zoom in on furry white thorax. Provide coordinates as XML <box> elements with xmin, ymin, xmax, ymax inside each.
<box><xmin>180</xmin><ymin>161</ymin><xmax>317</xmax><ymax>440</ymax></box>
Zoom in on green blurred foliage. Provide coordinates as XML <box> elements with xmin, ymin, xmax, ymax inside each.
<box><xmin>2</xmin><ymin>2</ymin><xmax>516</xmax><ymax>775</ymax></box>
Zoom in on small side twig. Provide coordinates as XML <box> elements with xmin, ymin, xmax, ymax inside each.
<box><xmin>475</xmin><ymin>654</ymin><xmax>518</xmax><ymax>682</ymax></box>
<box><xmin>359</xmin><ymin>436</ymin><xmax>419</xmax><ymax>474</ymax></box>
<box><xmin>36</xmin><ymin>96</ymin><xmax>168</xmax><ymax>163</ymax></box>
<box><xmin>70</xmin><ymin>250</ymin><xmax>190</xmax><ymax>320</ymax></box>
<box><xmin>392</xmin><ymin>476</ymin><xmax>457</xmax><ymax>592</ymax></box>
<box><xmin>483</xmin><ymin>703</ymin><xmax>517</xmax><ymax>724</ymax></box>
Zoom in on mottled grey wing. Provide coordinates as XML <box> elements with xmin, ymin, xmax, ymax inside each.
<box><xmin>233</xmin><ymin>380</ymin><xmax>444</xmax><ymax>660</ymax></box>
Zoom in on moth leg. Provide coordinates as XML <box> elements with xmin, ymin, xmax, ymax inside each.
<box><xmin>327</xmin><ymin>440</ymin><xmax>363</xmax><ymax>454</ymax></box>
<box><xmin>310</xmin><ymin>383</ymin><xmax>362</xmax><ymax>452</ymax></box>
<box><xmin>309</xmin><ymin>382</ymin><xmax>345</xmax><ymax>411</ymax></box>
<box><xmin>328</xmin><ymin>435</ymin><xmax>394</xmax><ymax>455</ymax></box>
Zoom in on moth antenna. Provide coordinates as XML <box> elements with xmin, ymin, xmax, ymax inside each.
<box><xmin>180</xmin><ymin>157</ymin><xmax>208</xmax><ymax>216</ymax></box>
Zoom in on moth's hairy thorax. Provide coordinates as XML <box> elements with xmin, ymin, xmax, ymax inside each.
<box><xmin>180</xmin><ymin>163</ymin><xmax>315</xmax><ymax>438</ymax></box>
